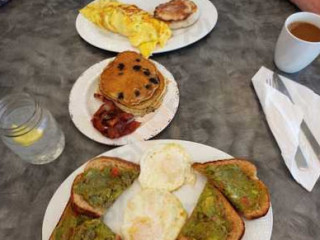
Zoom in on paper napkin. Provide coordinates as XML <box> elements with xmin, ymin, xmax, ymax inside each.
<box><xmin>252</xmin><ymin>66</ymin><xmax>320</xmax><ymax>191</ymax></box>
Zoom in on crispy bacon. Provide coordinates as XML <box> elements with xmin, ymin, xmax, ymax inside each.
<box><xmin>91</xmin><ymin>95</ymin><xmax>141</xmax><ymax>139</ymax></box>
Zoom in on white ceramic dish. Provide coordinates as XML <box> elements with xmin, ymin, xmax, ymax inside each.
<box><xmin>69</xmin><ymin>58</ymin><xmax>179</xmax><ymax>146</ymax></box>
<box><xmin>42</xmin><ymin>140</ymin><xmax>273</xmax><ymax>240</ymax></box>
<box><xmin>75</xmin><ymin>0</ymin><xmax>218</xmax><ymax>54</ymax></box>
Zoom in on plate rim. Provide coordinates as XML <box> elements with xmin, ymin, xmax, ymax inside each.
<box><xmin>42</xmin><ymin>139</ymin><xmax>273</xmax><ymax>240</ymax></box>
<box><xmin>68</xmin><ymin>57</ymin><xmax>180</xmax><ymax>146</ymax></box>
<box><xmin>75</xmin><ymin>0</ymin><xmax>218</xmax><ymax>54</ymax></box>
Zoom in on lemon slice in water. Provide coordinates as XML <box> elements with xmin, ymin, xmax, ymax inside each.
<box><xmin>12</xmin><ymin>124</ymin><xmax>44</xmax><ymax>147</ymax></box>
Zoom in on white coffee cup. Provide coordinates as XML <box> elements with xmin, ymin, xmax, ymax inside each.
<box><xmin>274</xmin><ymin>12</ymin><xmax>320</xmax><ymax>73</ymax></box>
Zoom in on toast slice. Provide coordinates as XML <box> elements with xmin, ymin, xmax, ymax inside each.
<box><xmin>193</xmin><ymin>159</ymin><xmax>270</xmax><ymax>219</ymax></box>
<box><xmin>178</xmin><ymin>183</ymin><xmax>245</xmax><ymax>240</ymax></box>
<box><xmin>49</xmin><ymin>201</ymin><xmax>90</xmax><ymax>240</ymax></box>
<box><xmin>71</xmin><ymin>219</ymin><xmax>121</xmax><ymax>240</ymax></box>
<box><xmin>49</xmin><ymin>201</ymin><xmax>121</xmax><ymax>240</ymax></box>
<box><xmin>71</xmin><ymin>156</ymin><xmax>140</xmax><ymax>217</ymax></box>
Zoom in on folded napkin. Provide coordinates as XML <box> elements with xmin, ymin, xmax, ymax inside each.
<box><xmin>252</xmin><ymin>66</ymin><xmax>320</xmax><ymax>191</ymax></box>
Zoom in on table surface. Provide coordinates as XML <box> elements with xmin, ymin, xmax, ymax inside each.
<box><xmin>1</xmin><ymin>0</ymin><xmax>320</xmax><ymax>239</ymax></box>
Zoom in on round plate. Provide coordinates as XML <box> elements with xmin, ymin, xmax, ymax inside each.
<box><xmin>75</xmin><ymin>0</ymin><xmax>218</xmax><ymax>54</ymax></box>
<box><xmin>42</xmin><ymin>140</ymin><xmax>273</xmax><ymax>240</ymax></box>
<box><xmin>69</xmin><ymin>58</ymin><xmax>179</xmax><ymax>146</ymax></box>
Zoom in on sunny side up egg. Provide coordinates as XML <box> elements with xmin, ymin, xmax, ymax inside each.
<box><xmin>138</xmin><ymin>143</ymin><xmax>196</xmax><ymax>191</ymax></box>
<box><xmin>122</xmin><ymin>189</ymin><xmax>187</xmax><ymax>240</ymax></box>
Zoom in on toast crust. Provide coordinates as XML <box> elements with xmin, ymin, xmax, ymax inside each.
<box><xmin>71</xmin><ymin>174</ymin><xmax>104</xmax><ymax>218</ymax></box>
<box><xmin>178</xmin><ymin>183</ymin><xmax>245</xmax><ymax>240</ymax></box>
<box><xmin>85</xmin><ymin>156</ymin><xmax>140</xmax><ymax>172</ymax></box>
<box><xmin>71</xmin><ymin>156</ymin><xmax>140</xmax><ymax>217</ymax></box>
<box><xmin>193</xmin><ymin>159</ymin><xmax>270</xmax><ymax>220</ymax></box>
<box><xmin>49</xmin><ymin>201</ymin><xmax>71</xmax><ymax>240</ymax></box>
<box><xmin>49</xmin><ymin>200</ymin><xmax>86</xmax><ymax>240</ymax></box>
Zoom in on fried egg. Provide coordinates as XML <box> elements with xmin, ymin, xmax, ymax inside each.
<box><xmin>138</xmin><ymin>143</ymin><xmax>196</xmax><ymax>191</ymax></box>
<box><xmin>122</xmin><ymin>189</ymin><xmax>187</xmax><ymax>240</ymax></box>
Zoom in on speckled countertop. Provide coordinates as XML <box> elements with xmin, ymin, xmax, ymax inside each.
<box><xmin>0</xmin><ymin>0</ymin><xmax>320</xmax><ymax>239</ymax></box>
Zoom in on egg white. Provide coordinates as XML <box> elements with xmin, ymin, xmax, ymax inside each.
<box><xmin>138</xmin><ymin>143</ymin><xmax>196</xmax><ymax>191</ymax></box>
<box><xmin>121</xmin><ymin>189</ymin><xmax>187</xmax><ymax>240</ymax></box>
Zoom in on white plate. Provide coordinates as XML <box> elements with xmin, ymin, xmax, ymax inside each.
<box><xmin>42</xmin><ymin>140</ymin><xmax>273</xmax><ymax>240</ymax></box>
<box><xmin>75</xmin><ymin>0</ymin><xmax>218</xmax><ymax>54</ymax></box>
<box><xmin>69</xmin><ymin>58</ymin><xmax>179</xmax><ymax>146</ymax></box>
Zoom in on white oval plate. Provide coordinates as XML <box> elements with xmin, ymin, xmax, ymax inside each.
<box><xmin>69</xmin><ymin>58</ymin><xmax>179</xmax><ymax>146</ymax></box>
<box><xmin>75</xmin><ymin>0</ymin><xmax>218</xmax><ymax>54</ymax></box>
<box><xmin>42</xmin><ymin>140</ymin><xmax>273</xmax><ymax>240</ymax></box>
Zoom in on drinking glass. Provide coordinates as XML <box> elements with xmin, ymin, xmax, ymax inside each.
<box><xmin>0</xmin><ymin>93</ymin><xmax>65</xmax><ymax>164</ymax></box>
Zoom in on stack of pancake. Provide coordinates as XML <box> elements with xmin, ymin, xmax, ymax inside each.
<box><xmin>99</xmin><ymin>51</ymin><xmax>167</xmax><ymax>116</ymax></box>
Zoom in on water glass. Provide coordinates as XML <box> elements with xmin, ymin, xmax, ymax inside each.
<box><xmin>0</xmin><ymin>93</ymin><xmax>65</xmax><ymax>164</ymax></box>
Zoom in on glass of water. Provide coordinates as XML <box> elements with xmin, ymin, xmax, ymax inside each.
<box><xmin>0</xmin><ymin>93</ymin><xmax>65</xmax><ymax>164</ymax></box>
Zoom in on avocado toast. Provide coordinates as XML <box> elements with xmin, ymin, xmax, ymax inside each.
<box><xmin>193</xmin><ymin>159</ymin><xmax>270</xmax><ymax>219</ymax></box>
<box><xmin>178</xmin><ymin>183</ymin><xmax>245</xmax><ymax>240</ymax></box>
<box><xmin>49</xmin><ymin>201</ymin><xmax>90</xmax><ymax>240</ymax></box>
<box><xmin>71</xmin><ymin>219</ymin><xmax>121</xmax><ymax>240</ymax></box>
<box><xmin>50</xmin><ymin>156</ymin><xmax>140</xmax><ymax>240</ymax></box>
<box><xmin>71</xmin><ymin>156</ymin><xmax>140</xmax><ymax>217</ymax></box>
<box><xmin>49</xmin><ymin>203</ymin><xmax>119</xmax><ymax>240</ymax></box>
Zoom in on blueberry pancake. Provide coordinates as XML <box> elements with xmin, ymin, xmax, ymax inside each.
<box><xmin>99</xmin><ymin>51</ymin><xmax>167</xmax><ymax>116</ymax></box>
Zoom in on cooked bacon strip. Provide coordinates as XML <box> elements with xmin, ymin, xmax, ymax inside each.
<box><xmin>91</xmin><ymin>95</ymin><xmax>141</xmax><ymax>139</ymax></box>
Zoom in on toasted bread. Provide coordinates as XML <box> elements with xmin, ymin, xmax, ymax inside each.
<box><xmin>71</xmin><ymin>156</ymin><xmax>140</xmax><ymax>217</ymax></box>
<box><xmin>49</xmin><ymin>201</ymin><xmax>90</xmax><ymax>240</ymax></box>
<box><xmin>49</xmin><ymin>201</ymin><xmax>121</xmax><ymax>240</ymax></box>
<box><xmin>72</xmin><ymin>219</ymin><xmax>121</xmax><ymax>240</ymax></box>
<box><xmin>154</xmin><ymin>0</ymin><xmax>200</xmax><ymax>29</ymax></box>
<box><xmin>193</xmin><ymin>159</ymin><xmax>270</xmax><ymax>219</ymax></box>
<box><xmin>178</xmin><ymin>183</ymin><xmax>244</xmax><ymax>240</ymax></box>
<box><xmin>99</xmin><ymin>51</ymin><xmax>166</xmax><ymax>116</ymax></box>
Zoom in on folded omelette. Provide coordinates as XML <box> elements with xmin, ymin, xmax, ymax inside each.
<box><xmin>80</xmin><ymin>0</ymin><xmax>172</xmax><ymax>57</ymax></box>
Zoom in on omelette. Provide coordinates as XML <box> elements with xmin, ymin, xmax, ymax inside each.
<box><xmin>80</xmin><ymin>0</ymin><xmax>172</xmax><ymax>57</ymax></box>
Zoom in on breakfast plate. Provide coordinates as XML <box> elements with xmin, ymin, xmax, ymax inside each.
<box><xmin>75</xmin><ymin>0</ymin><xmax>218</xmax><ymax>54</ymax></box>
<box><xmin>43</xmin><ymin>140</ymin><xmax>273</xmax><ymax>240</ymax></box>
<box><xmin>69</xmin><ymin>58</ymin><xmax>179</xmax><ymax>146</ymax></box>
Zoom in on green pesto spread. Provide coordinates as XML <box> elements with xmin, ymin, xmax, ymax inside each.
<box><xmin>74</xmin><ymin>167</ymin><xmax>139</xmax><ymax>209</ymax></box>
<box><xmin>205</xmin><ymin>164</ymin><xmax>262</xmax><ymax>212</ymax></box>
<box><xmin>71</xmin><ymin>219</ymin><xmax>116</xmax><ymax>240</ymax></box>
<box><xmin>180</xmin><ymin>183</ymin><xmax>232</xmax><ymax>240</ymax></box>
<box><xmin>53</xmin><ymin>204</ymin><xmax>89</xmax><ymax>240</ymax></box>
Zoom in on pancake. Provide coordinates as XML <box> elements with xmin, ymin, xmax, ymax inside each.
<box><xmin>99</xmin><ymin>51</ymin><xmax>166</xmax><ymax>116</ymax></box>
<box><xmin>113</xmin><ymin>87</ymin><xmax>166</xmax><ymax>116</ymax></box>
